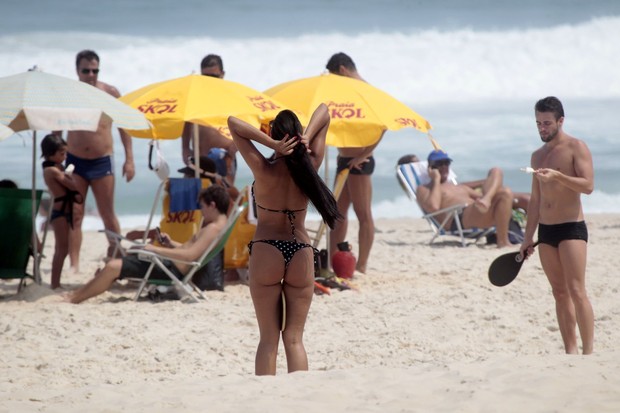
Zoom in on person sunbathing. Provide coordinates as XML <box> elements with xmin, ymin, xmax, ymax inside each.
<box><xmin>397</xmin><ymin>153</ymin><xmax>530</xmax><ymax>213</ymax></box>
<box><xmin>66</xmin><ymin>186</ymin><xmax>229</xmax><ymax>303</ymax></box>
<box><xmin>416</xmin><ymin>150</ymin><xmax>514</xmax><ymax>247</ymax></box>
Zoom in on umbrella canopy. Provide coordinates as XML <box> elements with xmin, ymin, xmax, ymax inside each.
<box><xmin>264</xmin><ymin>73</ymin><xmax>432</xmax><ymax>147</ymax></box>
<box><xmin>0</xmin><ymin>69</ymin><xmax>150</xmax><ymax>284</ymax></box>
<box><xmin>0</xmin><ymin>70</ymin><xmax>151</xmax><ymax>132</ymax></box>
<box><xmin>119</xmin><ymin>74</ymin><xmax>290</xmax><ymax>139</ymax></box>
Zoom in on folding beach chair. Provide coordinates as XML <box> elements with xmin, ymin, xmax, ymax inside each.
<box><xmin>396</xmin><ymin>161</ymin><xmax>494</xmax><ymax>247</ymax></box>
<box><xmin>0</xmin><ymin>188</ymin><xmax>46</xmax><ymax>291</ymax></box>
<box><xmin>104</xmin><ymin>175</ymin><xmax>214</xmax><ymax>260</ymax></box>
<box><xmin>125</xmin><ymin>196</ymin><xmax>246</xmax><ymax>302</ymax></box>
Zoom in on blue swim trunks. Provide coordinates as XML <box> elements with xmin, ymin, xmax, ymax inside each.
<box><xmin>66</xmin><ymin>153</ymin><xmax>114</xmax><ymax>181</ymax></box>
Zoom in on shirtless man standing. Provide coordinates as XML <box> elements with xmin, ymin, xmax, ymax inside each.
<box><xmin>65</xmin><ymin>50</ymin><xmax>135</xmax><ymax>270</ymax></box>
<box><xmin>181</xmin><ymin>54</ymin><xmax>238</xmax><ymax>185</ymax></box>
<box><xmin>326</xmin><ymin>52</ymin><xmax>383</xmax><ymax>274</ymax></box>
<box><xmin>416</xmin><ymin>150</ymin><xmax>514</xmax><ymax>247</ymax></box>
<box><xmin>520</xmin><ymin>96</ymin><xmax>594</xmax><ymax>354</ymax></box>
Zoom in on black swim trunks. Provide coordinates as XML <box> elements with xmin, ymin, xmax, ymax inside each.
<box><xmin>119</xmin><ymin>254</ymin><xmax>184</xmax><ymax>281</ymax></box>
<box><xmin>336</xmin><ymin>156</ymin><xmax>375</xmax><ymax>175</ymax></box>
<box><xmin>538</xmin><ymin>221</ymin><xmax>588</xmax><ymax>248</ymax></box>
<box><xmin>66</xmin><ymin>153</ymin><xmax>114</xmax><ymax>181</ymax></box>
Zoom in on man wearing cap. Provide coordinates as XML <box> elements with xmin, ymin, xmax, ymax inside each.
<box><xmin>417</xmin><ymin>149</ymin><xmax>514</xmax><ymax>247</ymax></box>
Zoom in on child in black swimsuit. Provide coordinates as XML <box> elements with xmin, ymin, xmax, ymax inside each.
<box><xmin>41</xmin><ymin>134</ymin><xmax>82</xmax><ymax>289</ymax></box>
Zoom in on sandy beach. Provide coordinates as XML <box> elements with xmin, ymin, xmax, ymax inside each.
<box><xmin>1</xmin><ymin>214</ymin><xmax>619</xmax><ymax>412</ymax></box>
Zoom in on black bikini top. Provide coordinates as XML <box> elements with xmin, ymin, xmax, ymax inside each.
<box><xmin>251</xmin><ymin>183</ymin><xmax>305</xmax><ymax>239</ymax></box>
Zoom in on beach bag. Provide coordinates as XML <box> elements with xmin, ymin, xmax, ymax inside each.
<box><xmin>486</xmin><ymin>217</ymin><xmax>524</xmax><ymax>245</ymax></box>
<box><xmin>192</xmin><ymin>250</ymin><xmax>224</xmax><ymax>291</ymax></box>
<box><xmin>224</xmin><ymin>188</ymin><xmax>256</xmax><ymax>269</ymax></box>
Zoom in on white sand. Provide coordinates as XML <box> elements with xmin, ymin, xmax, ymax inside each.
<box><xmin>1</xmin><ymin>215</ymin><xmax>619</xmax><ymax>412</ymax></box>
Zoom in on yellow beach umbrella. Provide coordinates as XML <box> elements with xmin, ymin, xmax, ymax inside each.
<box><xmin>120</xmin><ymin>74</ymin><xmax>287</xmax><ymax>140</ymax></box>
<box><xmin>264</xmin><ymin>73</ymin><xmax>432</xmax><ymax>147</ymax></box>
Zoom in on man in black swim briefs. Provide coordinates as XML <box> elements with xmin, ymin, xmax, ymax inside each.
<box><xmin>538</xmin><ymin>221</ymin><xmax>588</xmax><ymax>247</ymax></box>
<box><xmin>326</xmin><ymin>52</ymin><xmax>382</xmax><ymax>274</ymax></box>
<box><xmin>520</xmin><ymin>96</ymin><xmax>595</xmax><ymax>355</ymax></box>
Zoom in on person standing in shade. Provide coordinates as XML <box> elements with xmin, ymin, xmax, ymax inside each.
<box><xmin>181</xmin><ymin>54</ymin><xmax>238</xmax><ymax>184</ymax></box>
<box><xmin>63</xmin><ymin>49</ymin><xmax>135</xmax><ymax>271</ymax></box>
<box><xmin>326</xmin><ymin>52</ymin><xmax>384</xmax><ymax>274</ymax></box>
<box><xmin>520</xmin><ymin>96</ymin><xmax>594</xmax><ymax>354</ymax></box>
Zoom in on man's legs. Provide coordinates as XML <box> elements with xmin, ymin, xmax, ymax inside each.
<box><xmin>68</xmin><ymin>259</ymin><xmax>122</xmax><ymax>303</ymax></box>
<box><xmin>559</xmin><ymin>240</ymin><xmax>594</xmax><ymax>354</ymax></box>
<box><xmin>462</xmin><ymin>186</ymin><xmax>513</xmax><ymax>247</ymax></box>
<box><xmin>329</xmin><ymin>179</ymin><xmax>350</xmax><ymax>262</ymax></box>
<box><xmin>538</xmin><ymin>240</ymin><xmax>594</xmax><ymax>354</ymax></box>
<box><xmin>90</xmin><ymin>175</ymin><xmax>122</xmax><ymax>258</ymax></box>
<box><xmin>69</xmin><ymin>174</ymin><xmax>89</xmax><ymax>272</ymax></box>
<box><xmin>475</xmin><ymin>167</ymin><xmax>504</xmax><ymax>212</ymax></box>
<box><xmin>346</xmin><ymin>174</ymin><xmax>374</xmax><ymax>273</ymax></box>
<box><xmin>489</xmin><ymin>187</ymin><xmax>513</xmax><ymax>247</ymax></box>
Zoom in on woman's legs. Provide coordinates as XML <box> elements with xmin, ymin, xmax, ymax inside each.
<box><xmin>282</xmin><ymin>248</ymin><xmax>314</xmax><ymax>372</ymax></box>
<box><xmin>249</xmin><ymin>244</ymin><xmax>286</xmax><ymax>375</ymax></box>
<box><xmin>249</xmin><ymin>243</ymin><xmax>314</xmax><ymax>375</ymax></box>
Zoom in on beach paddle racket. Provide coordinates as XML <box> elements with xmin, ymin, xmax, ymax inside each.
<box><xmin>488</xmin><ymin>242</ymin><xmax>539</xmax><ymax>287</ymax></box>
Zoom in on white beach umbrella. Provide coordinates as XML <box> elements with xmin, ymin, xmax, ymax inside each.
<box><xmin>0</xmin><ymin>123</ymin><xmax>14</xmax><ymax>140</ymax></box>
<box><xmin>0</xmin><ymin>68</ymin><xmax>151</xmax><ymax>284</ymax></box>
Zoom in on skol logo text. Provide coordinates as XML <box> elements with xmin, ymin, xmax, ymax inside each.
<box><xmin>165</xmin><ymin>210</ymin><xmax>198</xmax><ymax>224</ymax></box>
<box><xmin>138</xmin><ymin>98</ymin><xmax>178</xmax><ymax>115</ymax></box>
<box><xmin>326</xmin><ymin>101</ymin><xmax>365</xmax><ymax>119</ymax></box>
<box><xmin>248</xmin><ymin>96</ymin><xmax>280</xmax><ymax>112</ymax></box>
<box><xmin>394</xmin><ymin>118</ymin><xmax>419</xmax><ymax>128</ymax></box>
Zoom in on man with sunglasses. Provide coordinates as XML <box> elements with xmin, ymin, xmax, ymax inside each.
<box><xmin>58</xmin><ymin>49</ymin><xmax>135</xmax><ymax>271</ymax></box>
<box><xmin>416</xmin><ymin>149</ymin><xmax>514</xmax><ymax>247</ymax></box>
<box><xmin>181</xmin><ymin>54</ymin><xmax>238</xmax><ymax>184</ymax></box>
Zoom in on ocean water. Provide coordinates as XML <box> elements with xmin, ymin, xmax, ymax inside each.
<box><xmin>1</xmin><ymin>1</ymin><xmax>619</xmax><ymax>229</ymax></box>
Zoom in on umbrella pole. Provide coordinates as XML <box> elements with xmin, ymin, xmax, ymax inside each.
<box><xmin>324</xmin><ymin>148</ymin><xmax>331</xmax><ymax>269</ymax></box>
<box><xmin>193</xmin><ymin>123</ymin><xmax>200</xmax><ymax>178</ymax></box>
<box><xmin>32</xmin><ymin>131</ymin><xmax>41</xmax><ymax>284</ymax></box>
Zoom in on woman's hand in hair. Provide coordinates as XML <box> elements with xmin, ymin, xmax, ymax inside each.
<box><xmin>299</xmin><ymin>133</ymin><xmax>312</xmax><ymax>153</ymax></box>
<box><xmin>273</xmin><ymin>134</ymin><xmax>299</xmax><ymax>156</ymax></box>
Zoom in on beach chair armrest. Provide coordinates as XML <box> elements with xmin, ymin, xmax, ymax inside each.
<box><xmin>125</xmin><ymin>248</ymin><xmax>199</xmax><ymax>266</ymax></box>
<box><xmin>100</xmin><ymin>229</ymin><xmax>146</xmax><ymax>246</ymax></box>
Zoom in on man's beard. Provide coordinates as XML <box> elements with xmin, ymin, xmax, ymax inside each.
<box><xmin>540</xmin><ymin>130</ymin><xmax>558</xmax><ymax>143</ymax></box>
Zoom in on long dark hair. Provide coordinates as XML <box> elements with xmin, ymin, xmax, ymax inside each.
<box><xmin>270</xmin><ymin>110</ymin><xmax>342</xmax><ymax>229</ymax></box>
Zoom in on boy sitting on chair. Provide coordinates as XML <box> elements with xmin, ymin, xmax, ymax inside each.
<box><xmin>66</xmin><ymin>186</ymin><xmax>229</xmax><ymax>303</ymax></box>
<box><xmin>416</xmin><ymin>150</ymin><xmax>514</xmax><ymax>248</ymax></box>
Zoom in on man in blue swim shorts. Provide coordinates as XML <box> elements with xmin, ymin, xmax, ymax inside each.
<box><xmin>520</xmin><ymin>96</ymin><xmax>595</xmax><ymax>355</ymax></box>
<box><xmin>61</xmin><ymin>50</ymin><xmax>136</xmax><ymax>271</ymax></box>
